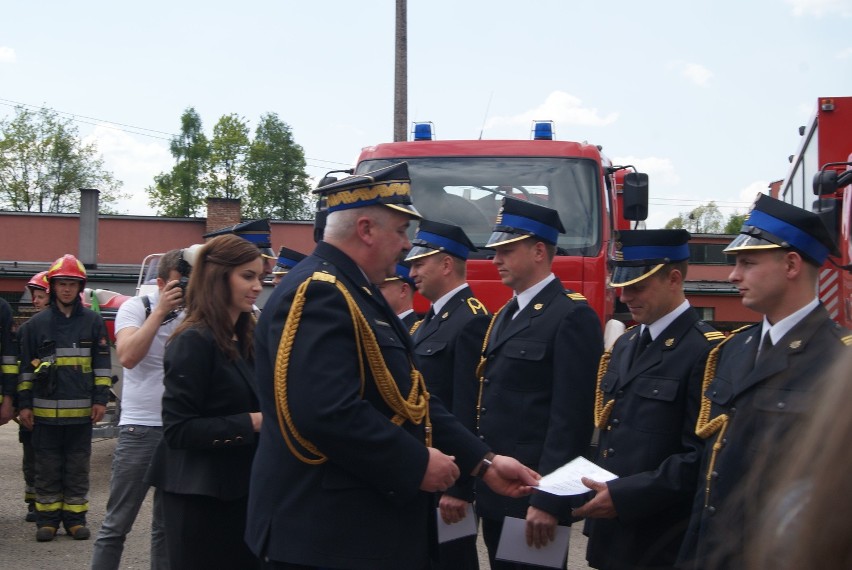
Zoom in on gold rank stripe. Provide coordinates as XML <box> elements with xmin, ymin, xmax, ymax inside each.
<box><xmin>565</xmin><ymin>292</ymin><xmax>587</xmax><ymax>301</ymax></box>
<box><xmin>704</xmin><ymin>332</ymin><xmax>725</xmax><ymax>341</ymax></box>
<box><xmin>842</xmin><ymin>334</ymin><xmax>852</xmax><ymax>346</ymax></box>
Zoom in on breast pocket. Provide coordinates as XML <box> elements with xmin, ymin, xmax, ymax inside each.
<box><xmin>414</xmin><ymin>340</ymin><xmax>448</xmax><ymax>358</ymax></box>
<box><xmin>501</xmin><ymin>339</ymin><xmax>547</xmax><ymax>392</ymax></box>
<box><xmin>631</xmin><ymin>376</ymin><xmax>681</xmax><ymax>434</ymax></box>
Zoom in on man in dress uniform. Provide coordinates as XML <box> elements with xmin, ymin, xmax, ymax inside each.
<box><xmin>270</xmin><ymin>246</ymin><xmax>306</xmax><ymax>286</ymax></box>
<box><xmin>678</xmin><ymin>194</ymin><xmax>851</xmax><ymax>570</ymax></box>
<box><xmin>406</xmin><ymin>219</ymin><xmax>490</xmax><ymax>570</ymax></box>
<box><xmin>573</xmin><ymin>229</ymin><xmax>724</xmax><ymax>570</ymax></box>
<box><xmin>203</xmin><ymin>218</ymin><xmax>277</xmax><ymax>277</ymax></box>
<box><xmin>476</xmin><ymin>197</ymin><xmax>604</xmax><ymax>569</ymax></box>
<box><xmin>246</xmin><ymin>163</ymin><xmax>540</xmax><ymax>570</ymax></box>
<box><xmin>380</xmin><ymin>262</ymin><xmax>419</xmax><ymax>330</ymax></box>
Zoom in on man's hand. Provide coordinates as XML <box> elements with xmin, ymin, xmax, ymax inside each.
<box><xmin>438</xmin><ymin>494</ymin><xmax>470</xmax><ymax>524</ymax></box>
<box><xmin>91</xmin><ymin>403</ymin><xmax>106</xmax><ymax>424</ymax></box>
<box><xmin>481</xmin><ymin>454</ymin><xmax>540</xmax><ymax>498</ymax></box>
<box><xmin>571</xmin><ymin>477</ymin><xmax>617</xmax><ymax>519</ymax></box>
<box><xmin>420</xmin><ymin>448</ymin><xmax>459</xmax><ymax>492</ymax></box>
<box><xmin>19</xmin><ymin>408</ymin><xmax>34</xmax><ymax>431</ymax></box>
<box><xmin>155</xmin><ymin>279</ymin><xmax>185</xmax><ymax>318</ymax></box>
<box><xmin>0</xmin><ymin>397</ymin><xmax>14</xmax><ymax>425</ymax></box>
<box><xmin>525</xmin><ymin>506</ymin><xmax>557</xmax><ymax>548</ymax></box>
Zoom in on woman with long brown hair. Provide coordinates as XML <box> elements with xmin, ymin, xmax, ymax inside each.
<box><xmin>147</xmin><ymin>234</ymin><xmax>263</xmax><ymax>569</ymax></box>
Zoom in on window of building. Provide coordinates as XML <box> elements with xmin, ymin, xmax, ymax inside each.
<box><xmin>689</xmin><ymin>244</ymin><xmax>734</xmax><ymax>265</ymax></box>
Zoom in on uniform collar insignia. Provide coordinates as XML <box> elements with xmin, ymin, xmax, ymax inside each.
<box><xmin>664</xmin><ymin>338</ymin><xmax>675</xmax><ymax>347</ymax></box>
<box><xmin>789</xmin><ymin>339</ymin><xmax>802</xmax><ymax>349</ymax></box>
<box><xmin>441</xmin><ymin>311</ymin><xmax>449</xmax><ymax>320</ymax></box>
<box><xmin>534</xmin><ymin>303</ymin><xmax>544</xmax><ymax>310</ymax></box>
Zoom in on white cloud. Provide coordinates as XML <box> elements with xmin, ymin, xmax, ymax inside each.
<box><xmin>0</xmin><ymin>46</ymin><xmax>16</xmax><ymax>63</ymax></box>
<box><xmin>836</xmin><ymin>46</ymin><xmax>852</xmax><ymax>59</ymax></box>
<box><xmin>485</xmin><ymin>91</ymin><xmax>618</xmax><ymax>130</ymax></box>
<box><xmin>738</xmin><ymin>180</ymin><xmax>770</xmax><ymax>205</ymax></box>
<box><xmin>786</xmin><ymin>0</ymin><xmax>852</xmax><ymax>17</ymax></box>
<box><xmin>668</xmin><ymin>61</ymin><xmax>713</xmax><ymax>87</ymax></box>
<box><xmin>682</xmin><ymin>63</ymin><xmax>713</xmax><ymax>87</ymax></box>
<box><xmin>83</xmin><ymin>125</ymin><xmax>173</xmax><ymax>215</ymax></box>
<box><xmin>611</xmin><ymin>155</ymin><xmax>680</xmax><ymax>186</ymax></box>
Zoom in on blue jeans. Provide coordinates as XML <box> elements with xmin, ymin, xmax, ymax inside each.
<box><xmin>91</xmin><ymin>425</ymin><xmax>168</xmax><ymax>570</ymax></box>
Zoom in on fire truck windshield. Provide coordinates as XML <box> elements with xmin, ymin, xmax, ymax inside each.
<box><xmin>356</xmin><ymin>156</ymin><xmax>602</xmax><ymax>257</ymax></box>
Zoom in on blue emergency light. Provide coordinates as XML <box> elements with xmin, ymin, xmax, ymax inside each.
<box><xmin>412</xmin><ymin>122</ymin><xmax>434</xmax><ymax>141</ymax></box>
<box><xmin>532</xmin><ymin>120</ymin><xmax>554</xmax><ymax>140</ymax></box>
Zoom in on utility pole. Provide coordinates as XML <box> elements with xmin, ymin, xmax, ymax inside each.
<box><xmin>393</xmin><ymin>0</ymin><xmax>407</xmax><ymax>142</ymax></box>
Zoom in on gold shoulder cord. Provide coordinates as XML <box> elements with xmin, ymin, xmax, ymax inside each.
<box><xmin>409</xmin><ymin>319</ymin><xmax>423</xmax><ymax>336</ymax></box>
<box><xmin>474</xmin><ymin>303</ymin><xmax>507</xmax><ymax>430</ymax></box>
<box><xmin>274</xmin><ymin>272</ymin><xmax>432</xmax><ymax>465</ymax></box>
<box><xmin>593</xmin><ymin>349</ymin><xmax>614</xmax><ymax>429</ymax></box>
<box><xmin>695</xmin><ymin>326</ymin><xmax>747</xmax><ymax>506</ymax></box>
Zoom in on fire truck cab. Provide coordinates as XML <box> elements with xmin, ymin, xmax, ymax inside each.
<box><xmin>348</xmin><ymin>121</ymin><xmax>649</xmax><ymax>338</ymax></box>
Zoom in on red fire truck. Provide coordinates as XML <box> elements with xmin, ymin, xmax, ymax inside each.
<box><xmin>344</xmin><ymin>121</ymin><xmax>649</xmax><ymax>338</ymax></box>
<box><xmin>779</xmin><ymin>96</ymin><xmax>852</xmax><ymax>327</ymax></box>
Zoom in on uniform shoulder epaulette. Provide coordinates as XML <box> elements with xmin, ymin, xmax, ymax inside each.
<box><xmin>841</xmin><ymin>334</ymin><xmax>852</xmax><ymax>346</ymax></box>
<box><xmin>625</xmin><ymin>323</ymin><xmax>639</xmax><ymax>331</ymax></box>
<box><xmin>464</xmin><ymin>296</ymin><xmax>489</xmax><ymax>316</ymax></box>
<box><xmin>694</xmin><ymin>321</ymin><xmax>725</xmax><ymax>343</ymax></box>
<box><xmin>310</xmin><ymin>270</ymin><xmax>336</xmax><ymax>284</ymax></box>
<box><xmin>564</xmin><ymin>289</ymin><xmax>587</xmax><ymax>303</ymax></box>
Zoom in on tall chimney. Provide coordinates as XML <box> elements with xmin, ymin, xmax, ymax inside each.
<box><xmin>206</xmin><ymin>197</ymin><xmax>241</xmax><ymax>235</ymax></box>
<box><xmin>79</xmin><ymin>188</ymin><xmax>100</xmax><ymax>268</ymax></box>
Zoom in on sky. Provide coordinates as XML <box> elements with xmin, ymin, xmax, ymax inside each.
<box><xmin>2</xmin><ymin>0</ymin><xmax>851</xmax><ymax>229</ymax></box>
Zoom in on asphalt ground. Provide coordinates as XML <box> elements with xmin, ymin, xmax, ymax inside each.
<box><xmin>0</xmin><ymin>422</ymin><xmax>591</xmax><ymax>569</ymax></box>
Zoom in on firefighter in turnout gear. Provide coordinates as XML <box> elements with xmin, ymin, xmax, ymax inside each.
<box><xmin>17</xmin><ymin>254</ymin><xmax>112</xmax><ymax>542</ymax></box>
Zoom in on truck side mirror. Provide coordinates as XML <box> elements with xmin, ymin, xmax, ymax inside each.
<box><xmin>813</xmin><ymin>170</ymin><xmax>838</xmax><ymax>195</ymax></box>
<box><xmin>317</xmin><ymin>175</ymin><xmax>338</xmax><ymax>188</ymax></box>
<box><xmin>622</xmin><ymin>172</ymin><xmax>649</xmax><ymax>221</ymax></box>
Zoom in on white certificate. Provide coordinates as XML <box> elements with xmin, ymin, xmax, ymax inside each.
<box><xmin>436</xmin><ymin>504</ymin><xmax>478</xmax><ymax>543</ymax></box>
<box><xmin>535</xmin><ymin>456</ymin><xmax>618</xmax><ymax>496</ymax></box>
<box><xmin>495</xmin><ymin>516</ymin><xmax>570</xmax><ymax>568</ymax></box>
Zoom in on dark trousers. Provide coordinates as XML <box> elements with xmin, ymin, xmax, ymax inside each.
<box><xmin>19</xmin><ymin>426</ymin><xmax>35</xmax><ymax>504</ymax></box>
<box><xmin>161</xmin><ymin>490</ymin><xmax>259</xmax><ymax>570</ymax></box>
<box><xmin>482</xmin><ymin>516</ymin><xmax>566</xmax><ymax>570</ymax></box>
<box><xmin>432</xmin><ymin>531</ymin><xmax>480</xmax><ymax>570</ymax></box>
<box><xmin>32</xmin><ymin>422</ymin><xmax>92</xmax><ymax>529</ymax></box>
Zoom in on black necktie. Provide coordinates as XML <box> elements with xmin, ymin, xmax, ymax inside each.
<box><xmin>634</xmin><ymin>327</ymin><xmax>652</xmax><ymax>363</ymax></box>
<box><xmin>415</xmin><ymin>307</ymin><xmax>435</xmax><ymax>341</ymax></box>
<box><xmin>756</xmin><ymin>333</ymin><xmax>773</xmax><ymax>366</ymax></box>
<box><xmin>495</xmin><ymin>297</ymin><xmax>518</xmax><ymax>341</ymax></box>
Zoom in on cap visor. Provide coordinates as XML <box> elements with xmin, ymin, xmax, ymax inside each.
<box><xmin>386</xmin><ymin>203</ymin><xmax>422</xmax><ymax>219</ymax></box>
<box><xmin>722</xmin><ymin>234</ymin><xmax>783</xmax><ymax>254</ymax></box>
<box><xmin>484</xmin><ymin>232</ymin><xmax>531</xmax><ymax>248</ymax></box>
<box><xmin>405</xmin><ymin>246</ymin><xmax>440</xmax><ymax>261</ymax></box>
<box><xmin>609</xmin><ymin>264</ymin><xmax>664</xmax><ymax>287</ymax></box>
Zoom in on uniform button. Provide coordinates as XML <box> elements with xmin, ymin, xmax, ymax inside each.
<box><xmin>722</xmin><ymin>438</ymin><xmax>727</xmax><ymax>445</ymax></box>
<box><xmin>652</xmin><ymin>389</ymin><xmax>659</xmax><ymax>395</ymax></box>
<box><xmin>520</xmin><ymin>350</ymin><xmax>526</xmax><ymax>356</ymax></box>
<box><xmin>730</xmin><ymin>407</ymin><xmax>736</xmax><ymax>414</ymax></box>
<box><xmin>212</xmin><ymin>440</ymin><xmax>221</xmax><ymax>446</ymax></box>
<box><xmin>777</xmin><ymin>402</ymin><xmax>786</xmax><ymax>409</ymax></box>
<box><xmin>235</xmin><ymin>436</ymin><xmax>243</xmax><ymax>443</ymax></box>
<box><xmin>427</xmin><ymin>349</ymin><xmax>432</xmax><ymax>354</ymax></box>
<box><xmin>479</xmin><ymin>435</ymin><xmax>486</xmax><ymax>441</ymax></box>
<box><xmin>612</xmin><ymin>418</ymin><xmax>620</xmax><ymax>426</ymax></box>
<box><xmin>480</xmin><ymin>407</ymin><xmax>487</xmax><ymax>415</ymax></box>
<box><xmin>224</xmin><ymin>439</ymin><xmax>232</xmax><ymax>445</ymax></box>
<box><xmin>707</xmin><ymin>506</ymin><xmax>716</xmax><ymax>515</ymax></box>
<box><xmin>711</xmin><ymin>471</ymin><xmax>719</xmax><ymax>479</ymax></box>
<box><xmin>483</xmin><ymin>378</ymin><xmax>490</xmax><ymax>385</ymax></box>
<box><xmin>607</xmin><ymin>448</ymin><xmax>615</xmax><ymax>457</ymax></box>
<box><xmin>712</xmin><ymin>391</ymin><xmax>717</xmax><ymax>397</ymax></box>
<box><xmin>616</xmin><ymin>390</ymin><xmax>624</xmax><ymax>397</ymax></box>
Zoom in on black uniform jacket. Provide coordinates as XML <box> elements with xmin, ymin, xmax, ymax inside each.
<box><xmin>586</xmin><ymin>309</ymin><xmax>719</xmax><ymax>570</ymax></box>
<box><xmin>146</xmin><ymin>326</ymin><xmax>258</xmax><ymax>501</ymax></box>
<box><xmin>400</xmin><ymin>310</ymin><xmax>419</xmax><ymax>331</ymax></box>
<box><xmin>413</xmin><ymin>285</ymin><xmax>490</xmax><ymax>501</ymax></box>
<box><xmin>245</xmin><ymin>242</ymin><xmax>489</xmax><ymax>570</ymax></box>
<box><xmin>679</xmin><ymin>304</ymin><xmax>850</xmax><ymax>570</ymax></box>
<box><xmin>476</xmin><ymin>278</ymin><xmax>603</xmax><ymax>520</ymax></box>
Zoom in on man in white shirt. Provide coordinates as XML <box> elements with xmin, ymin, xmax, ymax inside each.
<box><xmin>91</xmin><ymin>249</ymin><xmax>186</xmax><ymax>570</ymax></box>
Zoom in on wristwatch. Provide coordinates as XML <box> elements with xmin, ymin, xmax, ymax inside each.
<box><xmin>474</xmin><ymin>452</ymin><xmax>496</xmax><ymax>478</ymax></box>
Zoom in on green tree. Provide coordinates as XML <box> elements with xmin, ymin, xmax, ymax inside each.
<box><xmin>244</xmin><ymin>113</ymin><xmax>312</xmax><ymax>219</ymax></box>
<box><xmin>147</xmin><ymin>107</ymin><xmax>210</xmax><ymax>217</ymax></box>
<box><xmin>208</xmin><ymin>113</ymin><xmax>250</xmax><ymax>200</ymax></box>
<box><xmin>664</xmin><ymin>202</ymin><xmax>724</xmax><ymax>233</ymax></box>
<box><xmin>0</xmin><ymin>106</ymin><xmax>124</xmax><ymax>213</ymax></box>
<box><xmin>724</xmin><ymin>212</ymin><xmax>747</xmax><ymax>234</ymax></box>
